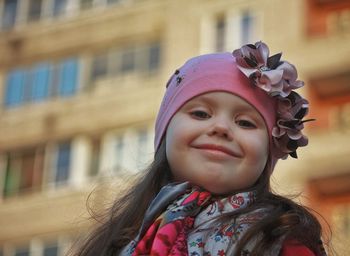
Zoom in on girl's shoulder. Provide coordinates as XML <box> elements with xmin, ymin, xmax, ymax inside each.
<box><xmin>280</xmin><ymin>240</ymin><xmax>315</xmax><ymax>256</ymax></box>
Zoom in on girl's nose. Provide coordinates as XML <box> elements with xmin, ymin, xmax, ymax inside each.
<box><xmin>207</xmin><ymin>118</ymin><xmax>234</xmax><ymax>140</ymax></box>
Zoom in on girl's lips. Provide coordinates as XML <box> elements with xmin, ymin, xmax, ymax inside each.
<box><xmin>192</xmin><ymin>144</ymin><xmax>241</xmax><ymax>158</ymax></box>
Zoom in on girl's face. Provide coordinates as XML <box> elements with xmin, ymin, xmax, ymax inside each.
<box><xmin>165</xmin><ymin>92</ymin><xmax>269</xmax><ymax>195</ymax></box>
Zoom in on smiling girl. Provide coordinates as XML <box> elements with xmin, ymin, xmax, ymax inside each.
<box><xmin>73</xmin><ymin>42</ymin><xmax>328</xmax><ymax>256</ymax></box>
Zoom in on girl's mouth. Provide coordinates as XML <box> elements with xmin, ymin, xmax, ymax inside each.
<box><xmin>192</xmin><ymin>144</ymin><xmax>241</xmax><ymax>158</ymax></box>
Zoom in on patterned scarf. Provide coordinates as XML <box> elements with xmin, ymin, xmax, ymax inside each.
<box><xmin>120</xmin><ymin>182</ymin><xmax>262</xmax><ymax>256</ymax></box>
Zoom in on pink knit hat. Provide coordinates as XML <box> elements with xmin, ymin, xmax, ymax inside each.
<box><xmin>155</xmin><ymin>42</ymin><xmax>310</xmax><ymax>163</ymax></box>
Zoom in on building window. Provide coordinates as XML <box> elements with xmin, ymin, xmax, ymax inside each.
<box><xmin>14</xmin><ymin>246</ymin><xmax>30</xmax><ymax>256</ymax></box>
<box><xmin>308</xmin><ymin>70</ymin><xmax>350</xmax><ymax>130</ymax></box>
<box><xmin>108</xmin><ymin>50</ymin><xmax>122</xmax><ymax>77</ymax></box>
<box><xmin>53</xmin><ymin>0</ymin><xmax>67</xmax><ymax>17</ymax></box>
<box><xmin>2</xmin><ymin>0</ymin><xmax>18</xmax><ymax>30</ymax></box>
<box><xmin>43</xmin><ymin>242</ymin><xmax>59</xmax><ymax>256</ymax></box>
<box><xmin>107</xmin><ymin>0</ymin><xmax>121</xmax><ymax>5</ymax></box>
<box><xmin>59</xmin><ymin>58</ymin><xmax>78</xmax><ymax>97</ymax></box>
<box><xmin>4</xmin><ymin>58</ymin><xmax>79</xmax><ymax>108</ymax></box>
<box><xmin>121</xmin><ymin>48</ymin><xmax>136</xmax><ymax>73</ymax></box>
<box><xmin>136</xmin><ymin>128</ymin><xmax>150</xmax><ymax>169</ymax></box>
<box><xmin>215</xmin><ymin>16</ymin><xmax>226</xmax><ymax>52</ymax></box>
<box><xmin>55</xmin><ymin>142</ymin><xmax>71</xmax><ymax>184</ymax></box>
<box><xmin>4</xmin><ymin>69</ymin><xmax>25</xmax><ymax>107</ymax></box>
<box><xmin>89</xmin><ymin>137</ymin><xmax>101</xmax><ymax>176</ymax></box>
<box><xmin>148</xmin><ymin>43</ymin><xmax>161</xmax><ymax>71</ymax></box>
<box><xmin>114</xmin><ymin>135</ymin><xmax>124</xmax><ymax>171</ymax></box>
<box><xmin>80</xmin><ymin>0</ymin><xmax>94</xmax><ymax>10</ymax></box>
<box><xmin>306</xmin><ymin>0</ymin><xmax>350</xmax><ymax>37</ymax></box>
<box><xmin>3</xmin><ymin>154</ymin><xmax>21</xmax><ymax>197</ymax></box>
<box><xmin>20</xmin><ymin>149</ymin><xmax>43</xmax><ymax>192</ymax></box>
<box><xmin>88</xmin><ymin>42</ymin><xmax>161</xmax><ymax>85</ymax></box>
<box><xmin>3</xmin><ymin>147</ymin><xmax>44</xmax><ymax>197</ymax></box>
<box><xmin>31</xmin><ymin>63</ymin><xmax>51</xmax><ymax>102</ymax></box>
<box><xmin>91</xmin><ymin>52</ymin><xmax>108</xmax><ymax>82</ymax></box>
<box><xmin>212</xmin><ymin>11</ymin><xmax>257</xmax><ymax>52</ymax></box>
<box><xmin>241</xmin><ymin>11</ymin><xmax>254</xmax><ymax>45</ymax></box>
<box><xmin>28</xmin><ymin>0</ymin><xmax>43</xmax><ymax>22</ymax></box>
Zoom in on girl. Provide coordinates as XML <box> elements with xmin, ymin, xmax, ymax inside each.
<box><xmin>73</xmin><ymin>41</ymin><xmax>328</xmax><ymax>255</ymax></box>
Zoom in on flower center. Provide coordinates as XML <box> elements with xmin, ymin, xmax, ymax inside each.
<box><xmin>260</xmin><ymin>66</ymin><xmax>270</xmax><ymax>71</ymax></box>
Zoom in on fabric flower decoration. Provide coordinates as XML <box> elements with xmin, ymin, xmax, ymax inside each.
<box><xmin>272</xmin><ymin>92</ymin><xmax>313</xmax><ymax>159</ymax></box>
<box><xmin>232</xmin><ymin>41</ymin><xmax>315</xmax><ymax>159</ymax></box>
<box><xmin>232</xmin><ymin>41</ymin><xmax>304</xmax><ymax>97</ymax></box>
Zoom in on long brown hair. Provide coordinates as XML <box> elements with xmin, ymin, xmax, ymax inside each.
<box><xmin>70</xmin><ymin>140</ymin><xmax>329</xmax><ymax>256</ymax></box>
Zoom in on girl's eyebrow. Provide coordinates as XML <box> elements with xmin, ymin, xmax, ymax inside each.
<box><xmin>186</xmin><ymin>95</ymin><xmax>220</xmax><ymax>108</ymax></box>
<box><xmin>190</xmin><ymin>95</ymin><xmax>258</xmax><ymax>114</ymax></box>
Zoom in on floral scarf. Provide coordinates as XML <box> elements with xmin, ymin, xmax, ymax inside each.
<box><xmin>120</xmin><ymin>182</ymin><xmax>268</xmax><ymax>256</ymax></box>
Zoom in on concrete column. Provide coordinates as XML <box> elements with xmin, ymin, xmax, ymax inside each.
<box><xmin>66</xmin><ymin>0</ymin><xmax>80</xmax><ymax>17</ymax></box>
<box><xmin>79</xmin><ymin>54</ymin><xmax>92</xmax><ymax>92</ymax></box>
<box><xmin>42</xmin><ymin>0</ymin><xmax>54</xmax><ymax>20</ymax></box>
<box><xmin>123</xmin><ymin>129</ymin><xmax>137</xmax><ymax>173</ymax></box>
<box><xmin>199</xmin><ymin>13</ymin><xmax>216</xmax><ymax>54</ymax></box>
<box><xmin>70</xmin><ymin>136</ymin><xmax>90</xmax><ymax>188</ymax></box>
<box><xmin>99</xmin><ymin>131</ymin><xmax>117</xmax><ymax>176</ymax></box>
<box><xmin>30</xmin><ymin>238</ymin><xmax>43</xmax><ymax>256</ymax></box>
<box><xmin>16</xmin><ymin>0</ymin><xmax>29</xmax><ymax>26</ymax></box>
<box><xmin>226</xmin><ymin>10</ymin><xmax>242</xmax><ymax>51</ymax></box>
<box><xmin>43</xmin><ymin>142</ymin><xmax>56</xmax><ymax>191</ymax></box>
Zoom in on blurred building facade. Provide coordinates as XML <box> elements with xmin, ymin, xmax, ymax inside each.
<box><xmin>0</xmin><ymin>0</ymin><xmax>349</xmax><ymax>255</ymax></box>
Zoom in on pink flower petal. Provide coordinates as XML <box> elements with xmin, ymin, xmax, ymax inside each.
<box><xmin>262</xmin><ymin>69</ymin><xmax>284</xmax><ymax>84</ymax></box>
<box><xmin>277</xmin><ymin>61</ymin><xmax>298</xmax><ymax>82</ymax></box>
<box><xmin>256</xmin><ymin>41</ymin><xmax>269</xmax><ymax>65</ymax></box>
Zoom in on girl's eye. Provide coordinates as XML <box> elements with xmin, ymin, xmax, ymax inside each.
<box><xmin>237</xmin><ymin>119</ymin><xmax>256</xmax><ymax>128</ymax></box>
<box><xmin>190</xmin><ymin>110</ymin><xmax>211</xmax><ymax>119</ymax></box>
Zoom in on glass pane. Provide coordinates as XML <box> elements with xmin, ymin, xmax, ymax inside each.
<box><xmin>59</xmin><ymin>58</ymin><xmax>78</xmax><ymax>97</ymax></box>
<box><xmin>137</xmin><ymin>129</ymin><xmax>149</xmax><ymax>169</ymax></box>
<box><xmin>20</xmin><ymin>150</ymin><xmax>36</xmax><ymax>192</ymax></box>
<box><xmin>3</xmin><ymin>154</ymin><xmax>21</xmax><ymax>197</ymax></box>
<box><xmin>215</xmin><ymin>16</ymin><xmax>226</xmax><ymax>52</ymax></box>
<box><xmin>241</xmin><ymin>12</ymin><xmax>253</xmax><ymax>45</ymax></box>
<box><xmin>32</xmin><ymin>63</ymin><xmax>51</xmax><ymax>101</ymax></box>
<box><xmin>114</xmin><ymin>136</ymin><xmax>124</xmax><ymax>171</ymax></box>
<box><xmin>4</xmin><ymin>69</ymin><xmax>25</xmax><ymax>107</ymax></box>
<box><xmin>80</xmin><ymin>0</ymin><xmax>94</xmax><ymax>10</ymax></box>
<box><xmin>14</xmin><ymin>246</ymin><xmax>29</xmax><ymax>256</ymax></box>
<box><xmin>23</xmin><ymin>70</ymin><xmax>33</xmax><ymax>103</ymax></box>
<box><xmin>107</xmin><ymin>0</ymin><xmax>121</xmax><ymax>4</ymax></box>
<box><xmin>91</xmin><ymin>53</ymin><xmax>108</xmax><ymax>81</ymax></box>
<box><xmin>50</xmin><ymin>63</ymin><xmax>60</xmax><ymax>97</ymax></box>
<box><xmin>148</xmin><ymin>44</ymin><xmax>160</xmax><ymax>71</ymax></box>
<box><xmin>44</xmin><ymin>244</ymin><xmax>58</xmax><ymax>256</ymax></box>
<box><xmin>28</xmin><ymin>0</ymin><xmax>42</xmax><ymax>22</ymax></box>
<box><xmin>53</xmin><ymin>0</ymin><xmax>67</xmax><ymax>17</ymax></box>
<box><xmin>55</xmin><ymin>142</ymin><xmax>71</xmax><ymax>183</ymax></box>
<box><xmin>121</xmin><ymin>49</ymin><xmax>135</xmax><ymax>73</ymax></box>
<box><xmin>2</xmin><ymin>0</ymin><xmax>18</xmax><ymax>29</ymax></box>
<box><xmin>108</xmin><ymin>50</ymin><xmax>122</xmax><ymax>76</ymax></box>
<box><xmin>89</xmin><ymin>138</ymin><xmax>101</xmax><ymax>176</ymax></box>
